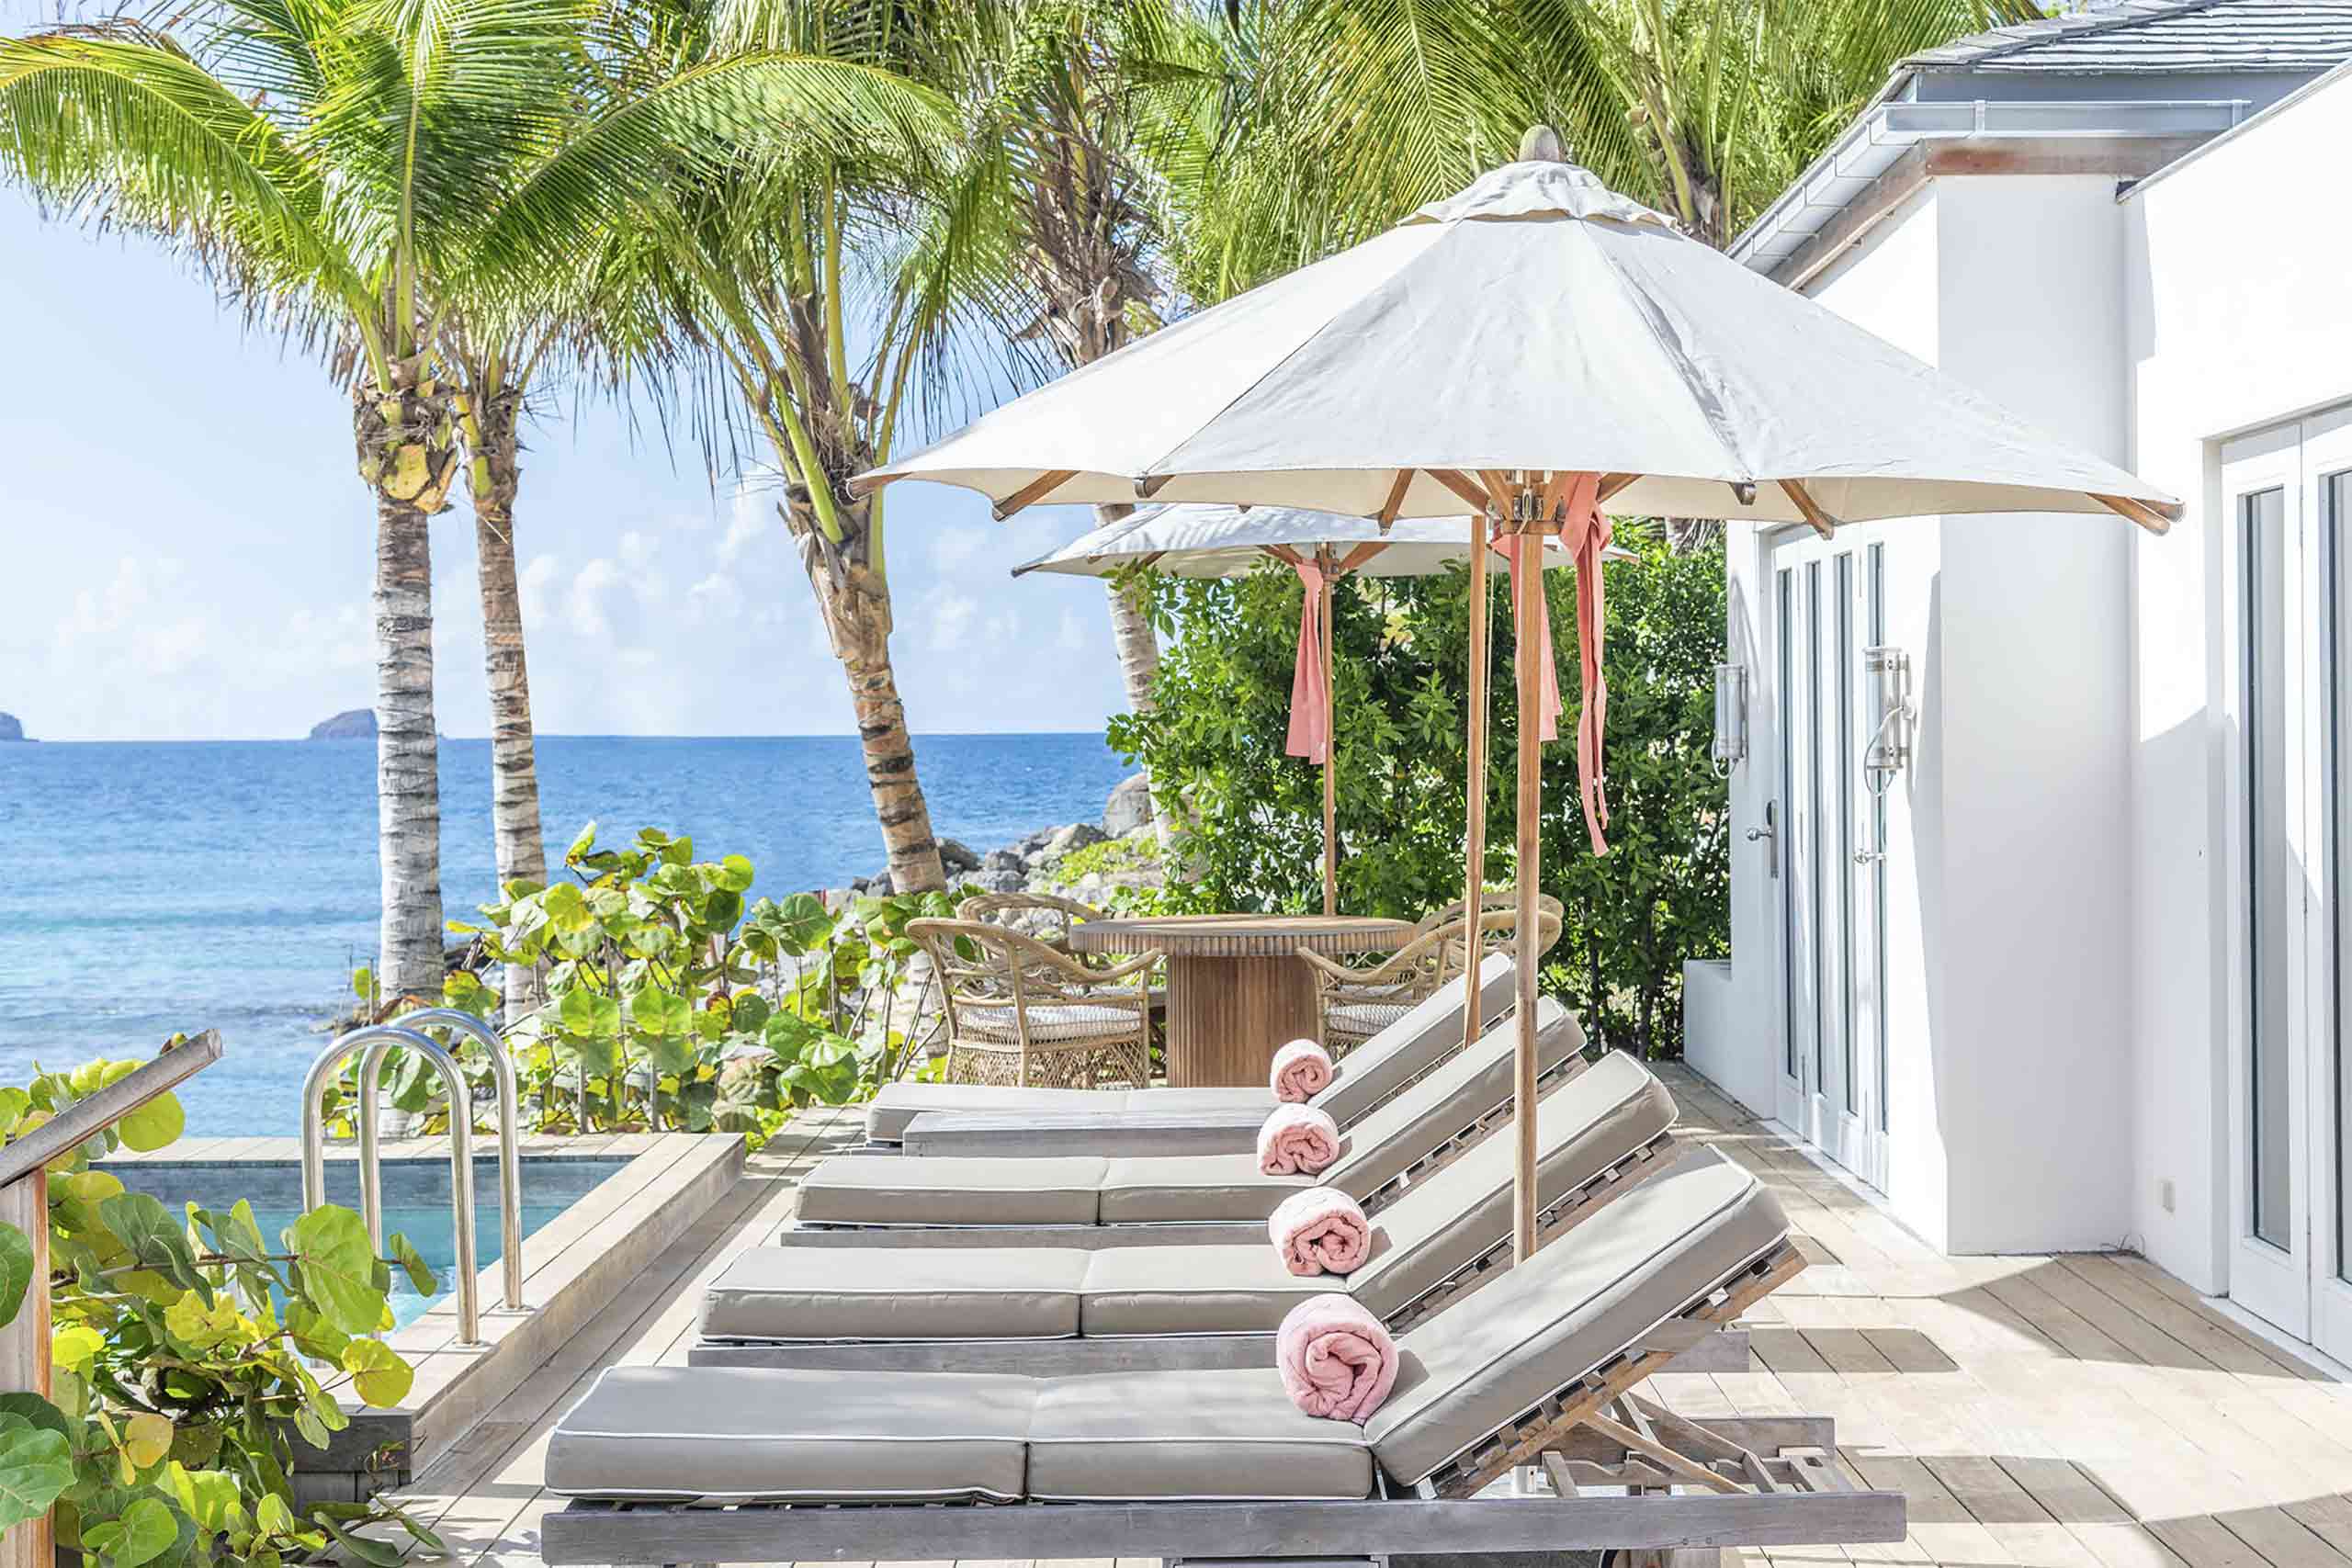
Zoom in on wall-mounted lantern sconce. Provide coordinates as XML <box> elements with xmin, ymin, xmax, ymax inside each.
<box><xmin>1863</xmin><ymin>645</ymin><xmax>1915</xmax><ymax>792</ymax></box>
<box><xmin>1712</xmin><ymin>661</ymin><xmax>1747</xmax><ymax>773</ymax></box>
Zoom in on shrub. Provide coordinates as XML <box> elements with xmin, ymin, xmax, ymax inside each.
<box><xmin>1109</xmin><ymin>533</ymin><xmax>1729</xmax><ymax>1056</ymax></box>
<box><xmin>0</xmin><ymin>1043</ymin><xmax>436</xmax><ymax>1566</ymax></box>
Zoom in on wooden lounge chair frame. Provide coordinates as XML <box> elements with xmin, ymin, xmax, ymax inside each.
<box><xmin>542</xmin><ymin>1242</ymin><xmax>1902</xmax><ymax>1566</ymax></box>
<box><xmin>786</xmin><ymin>1049</ymin><xmax>1598</xmax><ymax>1250</ymax></box>
<box><xmin>691</xmin><ymin>1126</ymin><xmax>1695</xmax><ymax>1374</ymax></box>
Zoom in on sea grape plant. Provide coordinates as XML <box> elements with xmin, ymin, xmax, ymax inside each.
<box><xmin>413</xmin><ymin>826</ymin><xmax>956</xmax><ymax>1142</ymax></box>
<box><xmin>0</xmin><ymin>1041</ymin><xmax>440</xmax><ymax>1566</ymax></box>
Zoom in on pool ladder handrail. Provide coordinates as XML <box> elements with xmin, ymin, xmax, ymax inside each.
<box><xmin>299</xmin><ymin>1009</ymin><xmax>526</xmax><ymax>1348</ymax></box>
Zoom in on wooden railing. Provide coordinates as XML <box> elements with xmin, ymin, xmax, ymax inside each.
<box><xmin>0</xmin><ymin>1032</ymin><xmax>222</xmax><ymax>1568</ymax></box>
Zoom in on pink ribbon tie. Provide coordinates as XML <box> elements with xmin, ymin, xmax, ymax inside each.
<box><xmin>1286</xmin><ymin>558</ymin><xmax>1331</xmax><ymax>764</ymax></box>
<box><xmin>1494</xmin><ymin>475</ymin><xmax>1612</xmax><ymax>854</ymax></box>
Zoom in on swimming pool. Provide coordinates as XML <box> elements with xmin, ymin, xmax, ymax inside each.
<box><xmin>113</xmin><ymin>1155</ymin><xmax>632</xmax><ymax>1329</ymax></box>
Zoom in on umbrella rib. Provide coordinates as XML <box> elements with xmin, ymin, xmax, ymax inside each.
<box><xmin>1778</xmin><ymin>479</ymin><xmax>1838</xmax><ymax>540</ymax></box>
<box><xmin>1376</xmin><ymin>468</ymin><xmax>1415</xmax><ymax>532</ymax></box>
<box><xmin>2094</xmin><ymin>493</ymin><xmax>2176</xmax><ymax>535</ymax></box>
<box><xmin>992</xmin><ymin>470</ymin><xmax>1080</xmax><ymax>521</ymax></box>
<box><xmin>1429</xmin><ymin>469</ymin><xmax>1495</xmax><ymax>511</ymax></box>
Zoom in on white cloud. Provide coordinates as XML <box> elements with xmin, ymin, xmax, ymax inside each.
<box><xmin>53</xmin><ymin>557</ymin><xmax>212</xmax><ymax>677</ymax></box>
<box><xmin>686</xmin><ymin>571</ymin><xmax>743</xmax><ymax>625</ymax></box>
<box><xmin>723</xmin><ymin>480</ymin><xmax>776</xmax><ymax>564</ymax></box>
<box><xmin>567</xmin><ymin>558</ymin><xmax>621</xmax><ymax>637</ymax></box>
<box><xmin>517</xmin><ymin>553</ymin><xmax>560</xmax><ymax>625</ymax></box>
<box><xmin>1057</xmin><ymin>608</ymin><xmax>1088</xmax><ymax>651</ymax></box>
<box><xmin>926</xmin><ymin>592</ymin><xmax>979</xmax><ymax>652</ymax></box>
<box><xmin>931</xmin><ymin>525</ymin><xmax>987</xmax><ymax>570</ymax></box>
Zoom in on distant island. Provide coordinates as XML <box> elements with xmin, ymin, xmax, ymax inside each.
<box><xmin>308</xmin><ymin>709</ymin><xmax>375</xmax><ymax>740</ymax></box>
<box><xmin>0</xmin><ymin>711</ymin><xmax>26</xmax><ymax>742</ymax></box>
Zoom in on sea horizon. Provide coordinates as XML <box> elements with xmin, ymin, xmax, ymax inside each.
<box><xmin>0</xmin><ymin>732</ymin><xmax>1133</xmax><ymax>1133</ymax></box>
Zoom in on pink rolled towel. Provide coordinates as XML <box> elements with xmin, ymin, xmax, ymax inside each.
<box><xmin>1270</xmin><ymin>1038</ymin><xmax>1335</xmax><ymax>1103</ymax></box>
<box><xmin>1269</xmin><ymin>1186</ymin><xmax>1372</xmax><ymax>1276</ymax></box>
<box><xmin>1276</xmin><ymin>1293</ymin><xmax>1399</xmax><ymax>1423</ymax></box>
<box><xmin>1257</xmin><ymin>1103</ymin><xmax>1340</xmax><ymax>1176</ymax></box>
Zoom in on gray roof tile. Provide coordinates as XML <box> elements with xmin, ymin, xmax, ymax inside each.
<box><xmin>1906</xmin><ymin>0</ymin><xmax>2352</xmax><ymax>73</ymax></box>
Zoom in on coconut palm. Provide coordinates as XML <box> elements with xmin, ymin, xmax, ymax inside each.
<box><xmin>0</xmin><ymin>0</ymin><xmax>950</xmax><ymax>993</ymax></box>
<box><xmin>1178</xmin><ymin>0</ymin><xmax>2038</xmax><ymax>293</ymax></box>
<box><xmin>922</xmin><ymin>0</ymin><xmax>1226</xmax><ymax>826</ymax></box>
<box><xmin>614</xmin><ymin>0</ymin><xmax>972</xmax><ymax>894</ymax></box>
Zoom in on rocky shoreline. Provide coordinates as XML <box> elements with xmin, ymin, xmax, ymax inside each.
<box><xmin>834</xmin><ymin>772</ymin><xmax>1162</xmax><ymax>908</ymax></box>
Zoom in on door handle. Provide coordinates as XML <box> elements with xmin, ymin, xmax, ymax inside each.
<box><xmin>1747</xmin><ymin>802</ymin><xmax>1779</xmax><ymax>878</ymax></box>
<box><xmin>1853</xmin><ymin>849</ymin><xmax>1884</xmax><ymax>866</ymax></box>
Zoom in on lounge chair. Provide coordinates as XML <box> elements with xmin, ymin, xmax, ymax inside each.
<box><xmin>540</xmin><ymin>1146</ymin><xmax>1903</xmax><ymax>1566</ymax></box>
<box><xmin>863</xmin><ymin>950</ymin><xmax>1519</xmax><ymax>1155</ymax></box>
<box><xmin>786</xmin><ymin>997</ymin><xmax>1587</xmax><ymax>1247</ymax></box>
<box><xmin>693</xmin><ymin>1049</ymin><xmax>1679</xmax><ymax>1373</ymax></box>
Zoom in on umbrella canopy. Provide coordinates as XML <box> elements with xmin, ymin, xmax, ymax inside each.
<box><xmin>862</xmin><ymin>160</ymin><xmax>2177</xmax><ymax>533</ymax></box>
<box><xmin>866</xmin><ymin>134</ymin><xmax>2180</xmax><ymax>1269</ymax></box>
<box><xmin>1013</xmin><ymin>503</ymin><xmax>1590</xmax><ymax>579</ymax></box>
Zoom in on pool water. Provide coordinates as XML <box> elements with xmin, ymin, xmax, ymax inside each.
<box><xmin>112</xmin><ymin>1156</ymin><xmax>632</xmax><ymax>1329</ymax></box>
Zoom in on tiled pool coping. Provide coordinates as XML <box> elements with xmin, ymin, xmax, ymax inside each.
<box><xmin>102</xmin><ymin>1131</ymin><xmax>747</xmax><ymax>1500</ymax></box>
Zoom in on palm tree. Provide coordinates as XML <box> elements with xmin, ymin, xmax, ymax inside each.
<box><xmin>0</xmin><ymin>0</ymin><xmax>944</xmax><ymax>992</ymax></box>
<box><xmin>616</xmin><ymin>0</ymin><xmax>971</xmax><ymax>894</ymax></box>
<box><xmin>1178</xmin><ymin>0</ymin><xmax>2037</xmax><ymax>293</ymax></box>
<box><xmin>937</xmin><ymin>1</ymin><xmax>1222</xmax><ymax>745</ymax></box>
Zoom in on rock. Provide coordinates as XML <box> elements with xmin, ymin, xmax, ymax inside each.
<box><xmin>0</xmin><ymin>712</ymin><xmax>23</xmax><ymax>742</ymax></box>
<box><xmin>1103</xmin><ymin>773</ymin><xmax>1153</xmax><ymax>837</ymax></box>
<box><xmin>1045</xmin><ymin>823</ymin><xmax>1107</xmax><ymax>860</ymax></box>
<box><xmin>981</xmin><ymin>849</ymin><xmax>1024</xmax><ymax>874</ymax></box>
<box><xmin>822</xmin><ymin>886</ymin><xmax>854</xmax><ymax>909</ymax></box>
<box><xmin>939</xmin><ymin>838</ymin><xmax>981</xmax><ymax>874</ymax></box>
<box><xmin>1121</xmin><ymin>820</ymin><xmax>1159</xmax><ymax>843</ymax></box>
<box><xmin>970</xmin><ymin>868</ymin><xmax>1026</xmax><ymax>894</ymax></box>
<box><xmin>309</xmin><ymin>708</ymin><xmax>375</xmax><ymax>740</ymax></box>
<box><xmin>868</xmin><ymin>872</ymin><xmax>894</xmax><ymax>896</ymax></box>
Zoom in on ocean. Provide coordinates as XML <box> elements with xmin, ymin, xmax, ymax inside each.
<box><xmin>0</xmin><ymin>734</ymin><xmax>1132</xmax><ymax>1134</ymax></box>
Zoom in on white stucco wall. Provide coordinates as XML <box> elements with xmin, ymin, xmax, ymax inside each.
<box><xmin>1719</xmin><ymin>177</ymin><xmax>2142</xmax><ymax>1254</ymax></box>
<box><xmin>2123</xmin><ymin>70</ymin><xmax>2352</xmax><ymax>1292</ymax></box>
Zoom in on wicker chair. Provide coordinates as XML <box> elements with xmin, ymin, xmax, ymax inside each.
<box><xmin>910</xmin><ymin>918</ymin><xmax>1159</xmax><ymax>1089</ymax></box>
<box><xmin>956</xmin><ymin>890</ymin><xmax>1105</xmax><ymax>953</ymax></box>
<box><xmin>1295</xmin><ymin>906</ymin><xmax>1565</xmax><ymax>1059</ymax></box>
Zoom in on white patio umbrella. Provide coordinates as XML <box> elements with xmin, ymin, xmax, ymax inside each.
<box><xmin>1016</xmin><ymin>503</ymin><xmax>1618</xmax><ymax>916</ymax></box>
<box><xmin>864</xmin><ymin>130</ymin><xmax>2178</xmax><ymax>1262</ymax></box>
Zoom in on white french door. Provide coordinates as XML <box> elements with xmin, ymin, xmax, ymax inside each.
<box><xmin>1770</xmin><ymin>529</ymin><xmax>1889</xmax><ymax>1190</ymax></box>
<box><xmin>2229</xmin><ymin>406</ymin><xmax>2352</xmax><ymax>1362</ymax></box>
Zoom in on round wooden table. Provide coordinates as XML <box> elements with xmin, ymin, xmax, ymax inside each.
<box><xmin>1069</xmin><ymin>914</ymin><xmax>1417</xmax><ymax>1088</ymax></box>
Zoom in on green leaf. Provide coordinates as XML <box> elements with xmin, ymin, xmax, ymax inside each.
<box><xmin>382</xmin><ymin>1232</ymin><xmax>437</xmax><ymax>1296</ymax></box>
<box><xmin>254</xmin><ymin>1493</ymin><xmax>297</xmax><ymax>1539</ymax></box>
<box><xmin>340</xmin><ymin>1340</ymin><xmax>415</xmax><ymax>1408</ymax></box>
<box><xmin>316</xmin><ymin>1514</ymin><xmax>406</xmax><ymax>1567</ymax></box>
<box><xmin>0</xmin><ymin>1419</ymin><xmax>74</xmax><ymax>1530</ymax></box>
<box><xmin>97</xmin><ymin>1193</ymin><xmax>208</xmax><ymax>1303</ymax></box>
<box><xmin>717</xmin><ymin>853</ymin><xmax>755</xmax><ymax>892</ymax></box>
<box><xmin>102</xmin><ymin>1495</ymin><xmax>179</xmax><ymax>1568</ymax></box>
<box><xmin>0</xmin><ymin>1224</ymin><xmax>33</xmax><ymax>1329</ymax></box>
<box><xmin>117</xmin><ymin>1090</ymin><xmax>183</xmax><ymax>1154</ymax></box>
<box><xmin>564</xmin><ymin>821</ymin><xmax>601</xmax><ymax>863</ymax></box>
<box><xmin>163</xmin><ymin>1291</ymin><xmax>241</xmax><ymax>1351</ymax></box>
<box><xmin>541</xmin><ymin>882</ymin><xmax>594</xmax><ymax>935</ymax></box>
<box><xmin>633</xmin><ymin>987</ymin><xmax>689</xmax><ymax>1038</ymax></box>
<box><xmin>559</xmin><ymin>988</ymin><xmax>621</xmax><ymax>1038</ymax></box>
<box><xmin>281</xmin><ymin>1208</ymin><xmax>387</xmax><ymax>1336</ymax></box>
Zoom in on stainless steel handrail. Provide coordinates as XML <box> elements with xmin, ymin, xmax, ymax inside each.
<box><xmin>299</xmin><ymin>1011</ymin><xmax>526</xmax><ymax>1348</ymax></box>
<box><xmin>386</xmin><ymin>1007</ymin><xmax>524</xmax><ymax>1313</ymax></box>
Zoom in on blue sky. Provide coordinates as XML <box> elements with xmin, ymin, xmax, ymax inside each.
<box><xmin>0</xmin><ymin>152</ymin><xmax>1127</xmax><ymax>742</ymax></box>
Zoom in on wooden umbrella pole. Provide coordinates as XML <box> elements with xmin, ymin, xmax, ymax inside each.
<box><xmin>1510</xmin><ymin>483</ymin><xmax>1545</xmax><ymax>1263</ymax></box>
<box><xmin>1321</xmin><ymin>557</ymin><xmax>1339</xmax><ymax>917</ymax></box>
<box><xmin>1461</xmin><ymin>505</ymin><xmax>1493</xmax><ymax>1050</ymax></box>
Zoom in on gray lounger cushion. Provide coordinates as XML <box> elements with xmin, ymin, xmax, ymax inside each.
<box><xmin>546</xmin><ymin>1366</ymin><xmax>1035</xmax><ymax>1502</ymax></box>
<box><xmin>1027</xmin><ymin>1368</ymin><xmax>1374</xmax><ymax>1500</ymax></box>
<box><xmin>702</xmin><ymin>1247</ymin><xmax>1090</xmax><ymax>1341</ymax></box>
<box><xmin>1077</xmin><ymin>1245</ymin><xmax>1328</xmax><ymax>1336</ymax></box>
<box><xmin>1367</xmin><ymin>1145</ymin><xmax>1787</xmax><ymax>1485</ymax></box>
<box><xmin>865</xmin><ymin>1084</ymin><xmax>1269</xmax><ymax>1145</ymax></box>
<box><xmin>798</xmin><ymin>1156</ymin><xmax>1108</xmax><ymax>1227</ymax></box>
<box><xmin>1313</xmin><ymin>952</ymin><xmax>1515</xmax><ymax>1125</ymax></box>
<box><xmin>819</xmin><ymin>999</ymin><xmax>1582</xmax><ymax>1232</ymax></box>
<box><xmin>1351</xmin><ymin>1051</ymin><xmax>1677</xmax><ymax>1320</ymax></box>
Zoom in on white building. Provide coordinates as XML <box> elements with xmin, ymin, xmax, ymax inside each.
<box><xmin>1684</xmin><ymin>0</ymin><xmax>2352</xmax><ymax>1365</ymax></box>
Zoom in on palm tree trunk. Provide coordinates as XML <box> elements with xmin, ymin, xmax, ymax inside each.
<box><xmin>469</xmin><ymin>387</ymin><xmax>548</xmax><ymax>1022</ymax></box>
<box><xmin>1100</xmin><ymin>505</ymin><xmax>1161</xmax><ymax>715</ymax></box>
<box><xmin>356</xmin><ymin>368</ymin><xmax>461</xmax><ymax>1004</ymax></box>
<box><xmin>790</xmin><ymin>491</ymin><xmax>946</xmax><ymax>894</ymax></box>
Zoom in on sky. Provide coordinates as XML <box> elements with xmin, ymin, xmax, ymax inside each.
<box><xmin>0</xmin><ymin>183</ymin><xmax>1130</xmax><ymax>743</ymax></box>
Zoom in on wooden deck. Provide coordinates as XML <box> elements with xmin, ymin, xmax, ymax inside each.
<box><xmin>384</xmin><ymin>1063</ymin><xmax>2352</xmax><ymax>1568</ymax></box>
